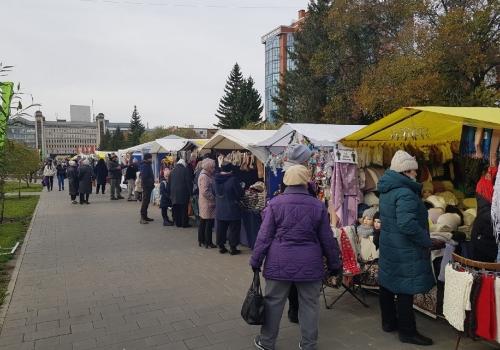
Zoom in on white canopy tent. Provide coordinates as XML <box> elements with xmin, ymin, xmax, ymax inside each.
<box><xmin>199</xmin><ymin>129</ymin><xmax>276</xmax><ymax>163</ymax></box>
<box><xmin>149</xmin><ymin>137</ymin><xmax>199</xmax><ymax>154</ymax></box>
<box><xmin>257</xmin><ymin>123</ymin><xmax>366</xmax><ymax>156</ymax></box>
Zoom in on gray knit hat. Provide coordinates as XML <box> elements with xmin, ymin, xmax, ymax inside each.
<box><xmin>286</xmin><ymin>143</ymin><xmax>312</xmax><ymax>165</ymax></box>
<box><xmin>390</xmin><ymin>150</ymin><xmax>419</xmax><ymax>173</ymax></box>
<box><xmin>362</xmin><ymin>208</ymin><xmax>377</xmax><ymax>219</ymax></box>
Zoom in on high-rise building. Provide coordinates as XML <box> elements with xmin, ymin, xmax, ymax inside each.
<box><xmin>261</xmin><ymin>10</ymin><xmax>308</xmax><ymax>122</ymax></box>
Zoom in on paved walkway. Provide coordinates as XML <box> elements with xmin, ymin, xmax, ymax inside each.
<box><xmin>0</xmin><ymin>186</ymin><xmax>498</xmax><ymax>350</ymax></box>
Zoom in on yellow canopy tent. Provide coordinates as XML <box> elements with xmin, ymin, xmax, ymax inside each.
<box><xmin>341</xmin><ymin>107</ymin><xmax>500</xmax><ymax>145</ymax></box>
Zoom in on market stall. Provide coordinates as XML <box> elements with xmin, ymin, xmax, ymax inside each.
<box><xmin>149</xmin><ymin>136</ymin><xmax>201</xmax><ymax>180</ymax></box>
<box><xmin>200</xmin><ymin>129</ymin><xmax>276</xmax><ymax>249</ymax></box>
<box><xmin>336</xmin><ymin>106</ymin><xmax>500</xmax><ymax>322</ymax></box>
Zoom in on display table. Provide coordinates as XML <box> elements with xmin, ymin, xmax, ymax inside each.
<box><xmin>216</xmin><ymin>209</ymin><xmax>262</xmax><ymax>249</ymax></box>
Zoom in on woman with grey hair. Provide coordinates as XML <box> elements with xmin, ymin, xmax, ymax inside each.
<box><xmin>67</xmin><ymin>160</ymin><xmax>79</xmax><ymax>204</ymax></box>
<box><xmin>78</xmin><ymin>159</ymin><xmax>94</xmax><ymax>204</ymax></box>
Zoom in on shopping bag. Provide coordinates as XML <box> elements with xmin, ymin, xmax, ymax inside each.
<box><xmin>41</xmin><ymin>177</ymin><xmax>47</xmax><ymax>187</ymax></box>
<box><xmin>241</xmin><ymin>271</ymin><xmax>266</xmax><ymax>325</ymax></box>
<box><xmin>187</xmin><ymin>202</ymin><xmax>194</xmax><ymax>216</ymax></box>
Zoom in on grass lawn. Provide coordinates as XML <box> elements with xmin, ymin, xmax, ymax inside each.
<box><xmin>4</xmin><ymin>182</ymin><xmax>43</xmax><ymax>193</ymax></box>
<box><xmin>0</xmin><ymin>195</ymin><xmax>39</xmax><ymax>306</ymax></box>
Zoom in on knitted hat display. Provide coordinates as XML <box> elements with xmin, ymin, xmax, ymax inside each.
<box><xmin>363</xmin><ymin>192</ymin><xmax>379</xmax><ymax>207</ymax></box>
<box><xmin>425</xmin><ymin>195</ymin><xmax>447</xmax><ymax>210</ymax></box>
<box><xmin>362</xmin><ymin>208</ymin><xmax>377</xmax><ymax>219</ymax></box>
<box><xmin>437</xmin><ymin>213</ymin><xmax>461</xmax><ymax>231</ymax></box>
<box><xmin>428</xmin><ymin>208</ymin><xmax>443</xmax><ymax>225</ymax></box>
<box><xmin>463</xmin><ymin>211</ymin><xmax>476</xmax><ymax>226</ymax></box>
<box><xmin>390</xmin><ymin>150</ymin><xmax>419</xmax><ymax>173</ymax></box>
<box><xmin>283</xmin><ymin>165</ymin><xmax>309</xmax><ymax>186</ymax></box>
<box><xmin>442</xmin><ymin>180</ymin><xmax>455</xmax><ymax>191</ymax></box>
<box><xmin>436</xmin><ymin>191</ymin><xmax>458</xmax><ymax>206</ymax></box>
<box><xmin>422</xmin><ymin>181</ymin><xmax>434</xmax><ymax>195</ymax></box>
<box><xmin>285</xmin><ymin>143</ymin><xmax>312</xmax><ymax>165</ymax></box>
<box><xmin>465</xmin><ymin>208</ymin><xmax>477</xmax><ymax>217</ymax></box>
<box><xmin>463</xmin><ymin>198</ymin><xmax>477</xmax><ymax>209</ymax></box>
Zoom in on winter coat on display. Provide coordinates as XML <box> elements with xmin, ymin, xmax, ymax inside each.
<box><xmin>250</xmin><ymin>186</ymin><xmax>340</xmax><ymax>281</ymax></box>
<box><xmin>211</xmin><ymin>173</ymin><xmax>245</xmax><ymax>221</ymax></box>
<box><xmin>198</xmin><ymin>168</ymin><xmax>216</xmax><ymax>219</ymax></box>
<box><xmin>78</xmin><ymin>165</ymin><xmax>94</xmax><ymax>194</ymax></box>
<box><xmin>125</xmin><ymin>165</ymin><xmax>138</xmax><ymax>180</ymax></box>
<box><xmin>167</xmin><ymin>164</ymin><xmax>193</xmax><ymax>205</ymax></box>
<box><xmin>471</xmin><ymin>194</ymin><xmax>496</xmax><ymax>262</ymax></box>
<box><xmin>67</xmin><ymin>166</ymin><xmax>79</xmax><ymax>196</ymax></box>
<box><xmin>56</xmin><ymin>165</ymin><xmax>66</xmax><ymax>177</ymax></box>
<box><xmin>140</xmin><ymin>161</ymin><xmax>155</xmax><ymax>190</ymax></box>
<box><xmin>377</xmin><ymin>170</ymin><xmax>435</xmax><ymax>295</ymax></box>
<box><xmin>159</xmin><ymin>180</ymin><xmax>172</xmax><ymax>208</ymax></box>
<box><xmin>107</xmin><ymin>159</ymin><xmax>122</xmax><ymax>179</ymax></box>
<box><xmin>94</xmin><ymin>160</ymin><xmax>108</xmax><ymax>185</ymax></box>
<box><xmin>43</xmin><ymin>165</ymin><xmax>57</xmax><ymax>177</ymax></box>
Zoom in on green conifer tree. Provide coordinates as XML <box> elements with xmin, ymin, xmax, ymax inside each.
<box><xmin>215</xmin><ymin>63</ymin><xmax>244</xmax><ymax>129</ymax></box>
<box><xmin>109</xmin><ymin>126</ymin><xmax>125</xmax><ymax>150</ymax></box>
<box><xmin>237</xmin><ymin>77</ymin><xmax>263</xmax><ymax>126</ymax></box>
<box><xmin>98</xmin><ymin>129</ymin><xmax>112</xmax><ymax>151</ymax></box>
<box><xmin>127</xmin><ymin>105</ymin><xmax>145</xmax><ymax>147</ymax></box>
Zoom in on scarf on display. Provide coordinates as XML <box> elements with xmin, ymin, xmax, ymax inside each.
<box><xmin>493</xmin><ymin>167</ymin><xmax>500</xmax><ymax>246</ymax></box>
<box><xmin>357</xmin><ymin>225</ymin><xmax>374</xmax><ymax>238</ymax></box>
<box><xmin>476</xmin><ymin>166</ymin><xmax>498</xmax><ymax>203</ymax></box>
<box><xmin>475</xmin><ymin>274</ymin><xmax>497</xmax><ymax>340</ymax></box>
<box><xmin>340</xmin><ymin>228</ymin><xmax>360</xmax><ymax>275</ymax></box>
<box><xmin>331</xmin><ymin>163</ymin><xmax>359</xmax><ymax>227</ymax></box>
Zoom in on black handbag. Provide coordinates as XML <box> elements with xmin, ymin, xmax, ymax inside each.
<box><xmin>241</xmin><ymin>271</ymin><xmax>266</xmax><ymax>325</ymax></box>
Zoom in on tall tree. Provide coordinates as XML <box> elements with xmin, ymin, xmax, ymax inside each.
<box><xmin>140</xmin><ymin>126</ymin><xmax>202</xmax><ymax>143</ymax></box>
<box><xmin>109</xmin><ymin>126</ymin><xmax>125</xmax><ymax>150</ymax></box>
<box><xmin>215</xmin><ymin>63</ymin><xmax>244</xmax><ymax>128</ymax></box>
<box><xmin>127</xmin><ymin>105</ymin><xmax>145</xmax><ymax>147</ymax></box>
<box><xmin>98</xmin><ymin>129</ymin><xmax>111</xmax><ymax>151</ymax></box>
<box><xmin>237</xmin><ymin>77</ymin><xmax>264</xmax><ymax>125</ymax></box>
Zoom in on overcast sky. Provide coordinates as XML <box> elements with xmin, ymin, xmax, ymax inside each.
<box><xmin>2</xmin><ymin>0</ymin><xmax>308</xmax><ymax>128</ymax></box>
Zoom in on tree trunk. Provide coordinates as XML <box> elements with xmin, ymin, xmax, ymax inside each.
<box><xmin>0</xmin><ymin>178</ymin><xmax>5</xmax><ymax>224</ymax></box>
<box><xmin>18</xmin><ymin>177</ymin><xmax>21</xmax><ymax>199</ymax></box>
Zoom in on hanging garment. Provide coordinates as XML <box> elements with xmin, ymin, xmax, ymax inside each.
<box><xmin>492</xmin><ymin>166</ymin><xmax>500</xmax><ymax>247</ymax></box>
<box><xmin>340</xmin><ymin>228</ymin><xmax>360</xmax><ymax>275</ymax></box>
<box><xmin>496</xmin><ymin>278</ymin><xmax>500</xmax><ymax>343</ymax></box>
<box><xmin>465</xmin><ymin>275</ymin><xmax>483</xmax><ymax>339</ymax></box>
<box><xmin>438</xmin><ymin>244</ymin><xmax>456</xmax><ymax>282</ymax></box>
<box><xmin>443</xmin><ymin>264</ymin><xmax>474</xmax><ymax>332</ymax></box>
<box><xmin>331</xmin><ymin>163</ymin><xmax>359</xmax><ymax>227</ymax></box>
<box><xmin>460</xmin><ymin>126</ymin><xmax>476</xmax><ymax>157</ymax></box>
<box><xmin>475</xmin><ymin>274</ymin><xmax>497</xmax><ymax>340</ymax></box>
<box><xmin>482</xmin><ymin>129</ymin><xmax>493</xmax><ymax>161</ymax></box>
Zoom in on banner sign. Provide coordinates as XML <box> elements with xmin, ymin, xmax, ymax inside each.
<box><xmin>334</xmin><ymin>147</ymin><xmax>358</xmax><ymax>164</ymax></box>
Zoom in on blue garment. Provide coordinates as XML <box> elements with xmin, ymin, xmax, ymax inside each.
<box><xmin>140</xmin><ymin>161</ymin><xmax>154</xmax><ymax>190</ymax></box>
<box><xmin>211</xmin><ymin>173</ymin><xmax>245</xmax><ymax>221</ymax></box>
<box><xmin>159</xmin><ymin>180</ymin><xmax>172</xmax><ymax>208</ymax></box>
<box><xmin>377</xmin><ymin>170</ymin><xmax>435</xmax><ymax>295</ymax></box>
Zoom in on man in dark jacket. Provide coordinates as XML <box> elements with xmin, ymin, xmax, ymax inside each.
<box><xmin>125</xmin><ymin>158</ymin><xmax>138</xmax><ymax>201</ymax></box>
<box><xmin>107</xmin><ymin>153</ymin><xmax>125</xmax><ymax>200</ymax></box>
<box><xmin>167</xmin><ymin>159</ymin><xmax>193</xmax><ymax>228</ymax></box>
<box><xmin>94</xmin><ymin>158</ymin><xmax>108</xmax><ymax>194</ymax></box>
<box><xmin>211</xmin><ymin>162</ymin><xmax>245</xmax><ymax>255</ymax></box>
<box><xmin>140</xmin><ymin>153</ymin><xmax>155</xmax><ymax>224</ymax></box>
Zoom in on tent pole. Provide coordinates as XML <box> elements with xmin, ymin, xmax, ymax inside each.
<box><xmin>359</xmin><ymin>111</ymin><xmax>422</xmax><ymax>141</ymax></box>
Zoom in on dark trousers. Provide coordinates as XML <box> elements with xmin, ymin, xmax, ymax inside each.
<box><xmin>96</xmin><ymin>184</ymin><xmax>106</xmax><ymax>194</ymax></box>
<box><xmin>198</xmin><ymin>218</ymin><xmax>214</xmax><ymax>245</ymax></box>
<box><xmin>46</xmin><ymin>176</ymin><xmax>54</xmax><ymax>190</ymax></box>
<box><xmin>161</xmin><ymin>207</ymin><xmax>172</xmax><ymax>221</ymax></box>
<box><xmin>172</xmin><ymin>204</ymin><xmax>189</xmax><ymax>227</ymax></box>
<box><xmin>79</xmin><ymin>193</ymin><xmax>90</xmax><ymax>203</ymax></box>
<box><xmin>288</xmin><ymin>283</ymin><xmax>299</xmax><ymax>316</ymax></box>
<box><xmin>70</xmin><ymin>195</ymin><xmax>77</xmax><ymax>200</ymax></box>
<box><xmin>379</xmin><ymin>284</ymin><xmax>416</xmax><ymax>337</ymax></box>
<box><xmin>141</xmin><ymin>187</ymin><xmax>152</xmax><ymax>218</ymax></box>
<box><xmin>216</xmin><ymin>219</ymin><xmax>241</xmax><ymax>247</ymax></box>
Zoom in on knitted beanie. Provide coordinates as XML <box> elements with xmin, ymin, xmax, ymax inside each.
<box><xmin>425</xmin><ymin>195</ymin><xmax>447</xmax><ymax>210</ymax></box>
<box><xmin>463</xmin><ymin>198</ymin><xmax>477</xmax><ymax>209</ymax></box>
<box><xmin>422</xmin><ymin>181</ymin><xmax>434</xmax><ymax>194</ymax></box>
<box><xmin>362</xmin><ymin>208</ymin><xmax>377</xmax><ymax>219</ymax></box>
<box><xmin>390</xmin><ymin>150</ymin><xmax>419</xmax><ymax>173</ymax></box>
<box><xmin>283</xmin><ymin>165</ymin><xmax>309</xmax><ymax>186</ymax></box>
<box><xmin>428</xmin><ymin>208</ymin><xmax>443</xmax><ymax>225</ymax></box>
<box><xmin>69</xmin><ymin>161</ymin><xmax>75</xmax><ymax>166</ymax></box>
<box><xmin>463</xmin><ymin>212</ymin><xmax>475</xmax><ymax>226</ymax></box>
<box><xmin>363</xmin><ymin>192</ymin><xmax>379</xmax><ymax>207</ymax></box>
<box><xmin>437</xmin><ymin>213</ymin><xmax>461</xmax><ymax>232</ymax></box>
<box><xmin>285</xmin><ymin>143</ymin><xmax>312</xmax><ymax>165</ymax></box>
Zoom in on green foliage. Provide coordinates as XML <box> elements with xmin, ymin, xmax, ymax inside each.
<box><xmin>140</xmin><ymin>126</ymin><xmax>201</xmax><ymax>143</ymax></box>
<box><xmin>3</xmin><ymin>182</ymin><xmax>42</xmax><ymax>193</ymax></box>
<box><xmin>3</xmin><ymin>196</ymin><xmax>39</xmax><ymax>220</ymax></box>
<box><xmin>127</xmin><ymin>105</ymin><xmax>145</xmax><ymax>147</ymax></box>
<box><xmin>241</xmin><ymin>120</ymin><xmax>281</xmax><ymax>130</ymax></box>
<box><xmin>215</xmin><ymin>63</ymin><xmax>264</xmax><ymax>129</ymax></box>
<box><xmin>109</xmin><ymin>126</ymin><xmax>125</xmax><ymax>150</ymax></box>
<box><xmin>99</xmin><ymin>129</ymin><xmax>112</xmax><ymax>151</ymax></box>
<box><xmin>2</xmin><ymin>141</ymin><xmax>40</xmax><ymax>198</ymax></box>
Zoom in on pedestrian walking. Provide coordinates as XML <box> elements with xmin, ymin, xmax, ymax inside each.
<box><xmin>159</xmin><ymin>169</ymin><xmax>174</xmax><ymax>226</ymax></box>
<box><xmin>139</xmin><ymin>153</ymin><xmax>155</xmax><ymax>224</ymax></box>
<box><xmin>250</xmin><ymin>165</ymin><xmax>340</xmax><ymax>350</ymax></box>
<box><xmin>94</xmin><ymin>158</ymin><xmax>108</xmax><ymax>194</ymax></box>
<box><xmin>66</xmin><ymin>160</ymin><xmax>79</xmax><ymax>204</ymax></box>
<box><xmin>167</xmin><ymin>159</ymin><xmax>193</xmax><ymax>228</ymax></box>
<box><xmin>197</xmin><ymin>158</ymin><xmax>217</xmax><ymax>248</ymax></box>
<box><xmin>78</xmin><ymin>159</ymin><xmax>94</xmax><ymax>205</ymax></box>
<box><xmin>377</xmin><ymin>150</ymin><xmax>434</xmax><ymax>346</ymax></box>
<box><xmin>56</xmin><ymin>161</ymin><xmax>66</xmax><ymax>191</ymax></box>
<box><xmin>211</xmin><ymin>162</ymin><xmax>245</xmax><ymax>255</ymax></box>
<box><xmin>125</xmin><ymin>158</ymin><xmax>138</xmax><ymax>201</ymax></box>
<box><xmin>107</xmin><ymin>153</ymin><xmax>125</xmax><ymax>200</ymax></box>
<box><xmin>43</xmin><ymin>160</ymin><xmax>57</xmax><ymax>191</ymax></box>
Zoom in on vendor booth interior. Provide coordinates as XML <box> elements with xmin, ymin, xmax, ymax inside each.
<box><xmin>330</xmin><ymin>106</ymin><xmax>500</xmax><ymax>347</ymax></box>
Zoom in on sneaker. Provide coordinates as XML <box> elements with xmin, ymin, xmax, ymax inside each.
<box><xmin>399</xmin><ymin>332</ymin><xmax>433</xmax><ymax>346</ymax></box>
<box><xmin>140</xmin><ymin>217</ymin><xmax>149</xmax><ymax>224</ymax></box>
<box><xmin>254</xmin><ymin>335</ymin><xmax>272</xmax><ymax>350</ymax></box>
<box><xmin>299</xmin><ymin>342</ymin><xmax>303</xmax><ymax>350</ymax></box>
<box><xmin>110</xmin><ymin>197</ymin><xmax>118</xmax><ymax>200</ymax></box>
<box><xmin>145</xmin><ymin>217</ymin><xmax>154</xmax><ymax>222</ymax></box>
<box><xmin>219</xmin><ymin>246</ymin><xmax>228</xmax><ymax>254</ymax></box>
<box><xmin>117</xmin><ymin>196</ymin><xmax>125</xmax><ymax>199</ymax></box>
<box><xmin>229</xmin><ymin>249</ymin><xmax>241</xmax><ymax>255</ymax></box>
<box><xmin>163</xmin><ymin>220</ymin><xmax>173</xmax><ymax>226</ymax></box>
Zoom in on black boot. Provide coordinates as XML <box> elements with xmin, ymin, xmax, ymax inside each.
<box><xmin>205</xmin><ymin>243</ymin><xmax>217</xmax><ymax>249</ymax></box>
<box><xmin>229</xmin><ymin>246</ymin><xmax>241</xmax><ymax>255</ymax></box>
<box><xmin>219</xmin><ymin>245</ymin><xmax>228</xmax><ymax>254</ymax></box>
<box><xmin>399</xmin><ymin>332</ymin><xmax>433</xmax><ymax>346</ymax></box>
<box><xmin>288</xmin><ymin>308</ymin><xmax>299</xmax><ymax>324</ymax></box>
<box><xmin>163</xmin><ymin>219</ymin><xmax>173</xmax><ymax>226</ymax></box>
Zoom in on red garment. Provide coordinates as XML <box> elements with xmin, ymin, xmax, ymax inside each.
<box><xmin>340</xmin><ymin>228</ymin><xmax>360</xmax><ymax>275</ymax></box>
<box><xmin>475</xmin><ymin>274</ymin><xmax>497</xmax><ymax>340</ymax></box>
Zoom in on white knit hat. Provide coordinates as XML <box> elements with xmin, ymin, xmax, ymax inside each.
<box><xmin>363</xmin><ymin>192</ymin><xmax>379</xmax><ymax>207</ymax></box>
<box><xmin>390</xmin><ymin>150</ymin><xmax>419</xmax><ymax>173</ymax></box>
<box><xmin>437</xmin><ymin>213</ymin><xmax>461</xmax><ymax>231</ymax></box>
<box><xmin>425</xmin><ymin>195</ymin><xmax>447</xmax><ymax>210</ymax></box>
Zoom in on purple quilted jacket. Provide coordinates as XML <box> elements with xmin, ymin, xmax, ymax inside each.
<box><xmin>250</xmin><ymin>186</ymin><xmax>340</xmax><ymax>282</ymax></box>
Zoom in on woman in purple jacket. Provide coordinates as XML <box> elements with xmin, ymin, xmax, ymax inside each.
<box><xmin>250</xmin><ymin>165</ymin><xmax>340</xmax><ymax>350</ymax></box>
